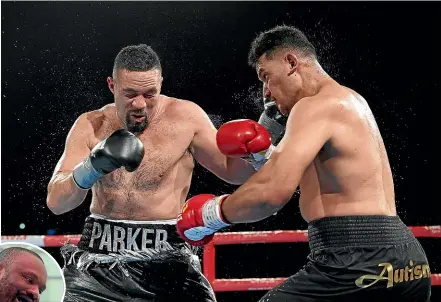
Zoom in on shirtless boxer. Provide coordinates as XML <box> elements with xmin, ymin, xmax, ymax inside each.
<box><xmin>46</xmin><ymin>44</ymin><xmax>279</xmax><ymax>301</ymax></box>
<box><xmin>176</xmin><ymin>26</ymin><xmax>432</xmax><ymax>301</ymax></box>
<box><xmin>0</xmin><ymin>247</ymin><xmax>47</xmax><ymax>302</ymax></box>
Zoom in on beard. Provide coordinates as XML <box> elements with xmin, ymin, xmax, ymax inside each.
<box><xmin>0</xmin><ymin>280</ymin><xmax>15</xmax><ymax>302</ymax></box>
<box><xmin>125</xmin><ymin>110</ymin><xmax>148</xmax><ymax>133</ymax></box>
<box><xmin>0</xmin><ymin>284</ymin><xmax>34</xmax><ymax>302</ymax></box>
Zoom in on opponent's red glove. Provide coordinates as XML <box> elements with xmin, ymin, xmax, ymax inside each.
<box><xmin>176</xmin><ymin>194</ymin><xmax>230</xmax><ymax>246</ymax></box>
<box><xmin>216</xmin><ymin>119</ymin><xmax>274</xmax><ymax>170</ymax></box>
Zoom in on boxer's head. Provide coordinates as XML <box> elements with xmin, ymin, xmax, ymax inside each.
<box><xmin>248</xmin><ymin>25</ymin><xmax>326</xmax><ymax>115</ymax></box>
<box><xmin>0</xmin><ymin>247</ymin><xmax>47</xmax><ymax>302</ymax></box>
<box><xmin>107</xmin><ymin>44</ymin><xmax>163</xmax><ymax>133</ymax></box>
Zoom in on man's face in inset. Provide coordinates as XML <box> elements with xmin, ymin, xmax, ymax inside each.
<box><xmin>0</xmin><ymin>252</ymin><xmax>47</xmax><ymax>302</ymax></box>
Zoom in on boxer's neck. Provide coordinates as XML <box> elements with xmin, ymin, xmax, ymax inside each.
<box><xmin>295</xmin><ymin>62</ymin><xmax>334</xmax><ymax>103</ymax></box>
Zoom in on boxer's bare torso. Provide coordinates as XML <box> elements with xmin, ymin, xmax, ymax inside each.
<box><xmin>56</xmin><ymin>96</ymin><xmax>215</xmax><ymax>220</ymax></box>
<box><xmin>87</xmin><ymin>98</ymin><xmax>196</xmax><ymax>220</ymax></box>
<box><xmin>297</xmin><ymin>85</ymin><xmax>396</xmax><ymax>222</ymax></box>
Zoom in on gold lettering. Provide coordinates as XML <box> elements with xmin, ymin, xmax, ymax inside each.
<box><xmin>414</xmin><ymin>265</ymin><xmax>422</xmax><ymax>280</ymax></box>
<box><xmin>394</xmin><ymin>269</ymin><xmax>404</xmax><ymax>283</ymax></box>
<box><xmin>422</xmin><ymin>264</ymin><xmax>431</xmax><ymax>278</ymax></box>
<box><xmin>356</xmin><ymin>262</ymin><xmax>432</xmax><ymax>289</ymax></box>
<box><xmin>404</xmin><ymin>266</ymin><xmax>410</xmax><ymax>282</ymax></box>
<box><xmin>355</xmin><ymin>263</ymin><xmax>393</xmax><ymax>289</ymax></box>
<box><xmin>409</xmin><ymin>261</ymin><xmax>414</xmax><ymax>281</ymax></box>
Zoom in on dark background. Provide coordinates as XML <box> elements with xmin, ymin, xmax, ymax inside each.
<box><xmin>2</xmin><ymin>2</ymin><xmax>439</xmax><ymax>301</ymax></box>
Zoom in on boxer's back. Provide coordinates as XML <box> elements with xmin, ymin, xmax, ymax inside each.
<box><xmin>86</xmin><ymin>98</ymin><xmax>197</xmax><ymax>220</ymax></box>
<box><xmin>299</xmin><ymin>85</ymin><xmax>396</xmax><ymax>222</ymax></box>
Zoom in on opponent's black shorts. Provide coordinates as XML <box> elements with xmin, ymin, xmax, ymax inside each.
<box><xmin>259</xmin><ymin>215</ymin><xmax>431</xmax><ymax>302</ymax></box>
<box><xmin>62</xmin><ymin>214</ymin><xmax>216</xmax><ymax>302</ymax></box>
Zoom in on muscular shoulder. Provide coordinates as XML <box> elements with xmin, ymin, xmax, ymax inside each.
<box><xmin>76</xmin><ymin>104</ymin><xmax>111</xmax><ymax>128</ymax></box>
<box><xmin>293</xmin><ymin>85</ymin><xmax>362</xmax><ymax>124</ymax></box>
<box><xmin>284</xmin><ymin>85</ymin><xmax>363</xmax><ymax>149</ymax></box>
<box><xmin>164</xmin><ymin>96</ymin><xmax>210</xmax><ymax>124</ymax></box>
<box><xmin>291</xmin><ymin>91</ymin><xmax>341</xmax><ymax>124</ymax></box>
<box><xmin>72</xmin><ymin>104</ymin><xmax>116</xmax><ymax>141</ymax></box>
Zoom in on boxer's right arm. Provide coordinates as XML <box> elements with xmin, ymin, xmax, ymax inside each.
<box><xmin>46</xmin><ymin>113</ymin><xmax>93</xmax><ymax>215</ymax></box>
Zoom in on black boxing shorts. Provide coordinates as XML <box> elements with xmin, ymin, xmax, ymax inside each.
<box><xmin>259</xmin><ymin>215</ymin><xmax>431</xmax><ymax>302</ymax></box>
<box><xmin>61</xmin><ymin>214</ymin><xmax>216</xmax><ymax>302</ymax></box>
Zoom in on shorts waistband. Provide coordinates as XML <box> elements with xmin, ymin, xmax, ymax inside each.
<box><xmin>307</xmin><ymin>215</ymin><xmax>415</xmax><ymax>252</ymax></box>
<box><xmin>78</xmin><ymin>215</ymin><xmax>184</xmax><ymax>254</ymax></box>
<box><xmin>89</xmin><ymin>213</ymin><xmax>177</xmax><ymax>225</ymax></box>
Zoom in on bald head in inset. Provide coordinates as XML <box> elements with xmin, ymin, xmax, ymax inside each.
<box><xmin>0</xmin><ymin>247</ymin><xmax>47</xmax><ymax>302</ymax></box>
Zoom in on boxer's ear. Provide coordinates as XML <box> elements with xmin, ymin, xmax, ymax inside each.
<box><xmin>285</xmin><ymin>53</ymin><xmax>298</xmax><ymax>76</ymax></box>
<box><xmin>107</xmin><ymin>77</ymin><xmax>115</xmax><ymax>94</ymax></box>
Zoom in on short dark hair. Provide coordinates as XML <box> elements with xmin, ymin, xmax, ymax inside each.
<box><xmin>248</xmin><ymin>25</ymin><xmax>317</xmax><ymax>69</ymax></box>
<box><xmin>0</xmin><ymin>247</ymin><xmax>44</xmax><ymax>269</ymax></box>
<box><xmin>113</xmin><ymin>44</ymin><xmax>161</xmax><ymax>77</ymax></box>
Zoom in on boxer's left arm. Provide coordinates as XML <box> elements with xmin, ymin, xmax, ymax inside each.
<box><xmin>220</xmin><ymin>96</ymin><xmax>338</xmax><ymax>223</ymax></box>
<box><xmin>187</xmin><ymin>102</ymin><xmax>256</xmax><ymax>185</ymax></box>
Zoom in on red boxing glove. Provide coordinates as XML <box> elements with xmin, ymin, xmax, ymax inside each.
<box><xmin>176</xmin><ymin>194</ymin><xmax>230</xmax><ymax>246</ymax></box>
<box><xmin>216</xmin><ymin>119</ymin><xmax>274</xmax><ymax>170</ymax></box>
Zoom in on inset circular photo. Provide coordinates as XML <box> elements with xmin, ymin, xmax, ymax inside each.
<box><xmin>0</xmin><ymin>242</ymin><xmax>66</xmax><ymax>302</ymax></box>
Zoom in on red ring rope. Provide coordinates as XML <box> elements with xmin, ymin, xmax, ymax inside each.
<box><xmin>2</xmin><ymin>225</ymin><xmax>440</xmax><ymax>291</ymax></box>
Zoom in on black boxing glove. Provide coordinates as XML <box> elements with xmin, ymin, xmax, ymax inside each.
<box><xmin>72</xmin><ymin>129</ymin><xmax>145</xmax><ymax>189</ymax></box>
<box><xmin>258</xmin><ymin>98</ymin><xmax>288</xmax><ymax>146</ymax></box>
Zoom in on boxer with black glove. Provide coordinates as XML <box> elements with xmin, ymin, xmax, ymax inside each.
<box><xmin>48</xmin><ymin>44</ymin><xmax>266</xmax><ymax>302</ymax></box>
<box><xmin>258</xmin><ymin>97</ymin><xmax>287</xmax><ymax>146</ymax></box>
<box><xmin>72</xmin><ymin>129</ymin><xmax>144</xmax><ymax>189</ymax></box>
